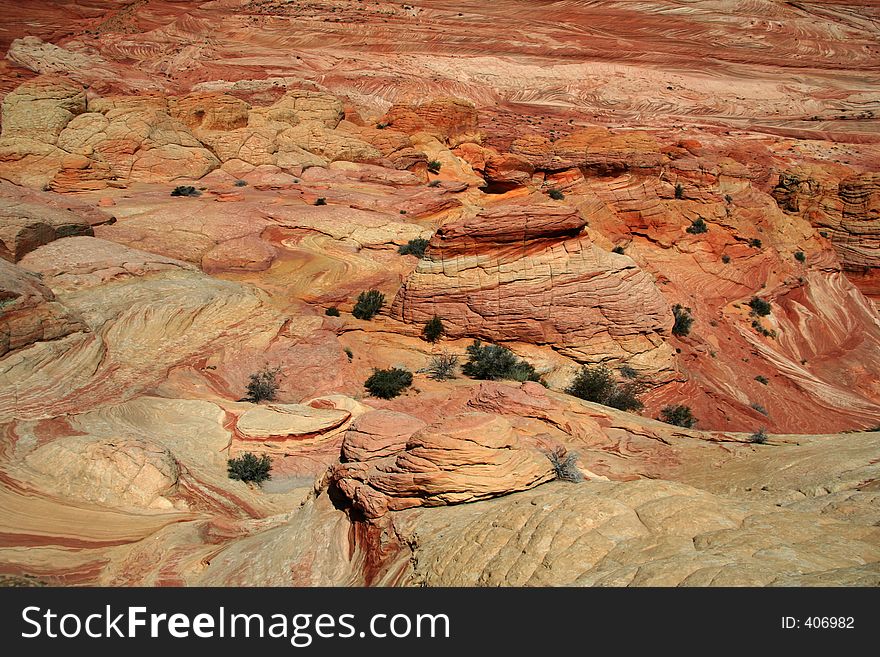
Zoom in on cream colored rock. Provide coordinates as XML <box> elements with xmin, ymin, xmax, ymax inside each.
<box><xmin>0</xmin><ymin>75</ymin><xmax>86</xmax><ymax>143</ymax></box>
<box><xmin>23</xmin><ymin>436</ymin><xmax>180</xmax><ymax>510</ymax></box>
<box><xmin>262</xmin><ymin>90</ymin><xmax>344</xmax><ymax>129</ymax></box>
<box><xmin>237</xmin><ymin>404</ymin><xmax>350</xmax><ymax>440</ymax></box>
<box><xmin>392</xmin><ymin>479</ymin><xmax>880</xmax><ymax>586</ymax></box>
<box><xmin>262</xmin><ymin>203</ymin><xmax>428</xmax><ymax>247</ymax></box>
<box><xmin>278</xmin><ymin>122</ymin><xmax>382</xmax><ymax>164</ymax></box>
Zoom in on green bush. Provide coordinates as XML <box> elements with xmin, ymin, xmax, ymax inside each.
<box><xmin>566</xmin><ymin>365</ymin><xmax>644</xmax><ymax>412</ymax></box>
<box><xmin>364</xmin><ymin>367</ymin><xmax>413</xmax><ymax>399</ymax></box>
<box><xmin>674</xmin><ymin>183</ymin><xmax>684</xmax><ymax>199</ymax></box>
<box><xmin>686</xmin><ymin>217</ymin><xmax>708</xmax><ymax>234</ymax></box>
<box><xmin>315</xmin><ymin>197</ymin><xmax>327</xmax><ymax>206</ymax></box>
<box><xmin>750</xmin><ymin>402</ymin><xmax>768</xmax><ymax>416</ymax></box>
<box><xmin>721</xmin><ymin>254</ymin><xmax>731</xmax><ymax>264</ymax></box>
<box><xmin>548</xmin><ymin>188</ymin><xmax>565</xmax><ymax>200</ymax></box>
<box><xmin>427</xmin><ymin>160</ymin><xmax>442</xmax><ymax>174</ymax></box>
<box><xmin>751</xmin><ymin>319</ymin><xmax>776</xmax><ymax>338</ymax></box>
<box><xmin>427</xmin><ymin>351</ymin><xmax>458</xmax><ymax>381</ymax></box>
<box><xmin>754</xmin><ymin>375</ymin><xmax>768</xmax><ymax>385</ymax></box>
<box><xmin>749</xmin><ymin>238</ymin><xmax>762</xmax><ymax>248</ymax></box>
<box><xmin>234</xmin><ymin>179</ymin><xmax>247</xmax><ymax>187</ymax></box>
<box><xmin>659</xmin><ymin>405</ymin><xmax>697</xmax><ymax>428</ymax></box>
<box><xmin>612</xmin><ymin>245</ymin><xmax>625</xmax><ymax>255</ymax></box>
<box><xmin>228</xmin><ymin>452</ymin><xmax>272</xmax><ymax>484</ymax></box>
<box><xmin>245</xmin><ymin>366</ymin><xmax>280</xmax><ymax>403</ymax></box>
<box><xmin>344</xmin><ymin>347</ymin><xmax>353</xmax><ymax>361</ymax></box>
<box><xmin>325</xmin><ymin>306</ymin><xmax>340</xmax><ymax>317</ymax></box>
<box><xmin>794</xmin><ymin>251</ymin><xmax>806</xmax><ymax>263</ymax></box>
<box><xmin>749</xmin><ymin>428</ymin><xmax>768</xmax><ymax>444</ymax></box>
<box><xmin>352</xmin><ymin>290</ymin><xmax>385</xmax><ymax>320</ymax></box>
<box><xmin>461</xmin><ymin>340</ymin><xmax>539</xmax><ymax>382</ymax></box>
<box><xmin>422</xmin><ymin>315</ymin><xmax>444</xmax><ymax>342</ymax></box>
<box><xmin>748</xmin><ymin>297</ymin><xmax>771</xmax><ymax>316</ymax></box>
<box><xmin>170</xmin><ymin>185</ymin><xmax>200</xmax><ymax>197</ymax></box>
<box><xmin>398</xmin><ymin>238</ymin><xmax>430</xmax><ymax>258</ymax></box>
<box><xmin>672</xmin><ymin>304</ymin><xmax>694</xmax><ymax>337</ymax></box>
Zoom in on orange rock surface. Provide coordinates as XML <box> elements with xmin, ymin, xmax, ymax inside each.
<box><xmin>0</xmin><ymin>0</ymin><xmax>878</xmax><ymax>588</ymax></box>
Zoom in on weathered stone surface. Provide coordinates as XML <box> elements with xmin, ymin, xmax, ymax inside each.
<box><xmin>0</xmin><ymin>197</ymin><xmax>94</xmax><ymax>262</ymax></box>
<box><xmin>331</xmin><ymin>413</ymin><xmax>556</xmax><ymax>518</ymax></box>
<box><xmin>236</xmin><ymin>404</ymin><xmax>350</xmax><ymax>441</ymax></box>
<box><xmin>23</xmin><ymin>437</ymin><xmax>180</xmax><ymax>510</ymax></box>
<box><xmin>392</xmin><ymin>201</ymin><xmax>676</xmax><ymax>371</ymax></box>
<box><xmin>341</xmin><ymin>410</ymin><xmax>427</xmax><ymax>462</ymax></box>
<box><xmin>0</xmin><ymin>75</ymin><xmax>86</xmax><ymax>143</ymax></box>
<box><xmin>391</xmin><ymin>478</ymin><xmax>880</xmax><ymax>586</ymax></box>
<box><xmin>0</xmin><ymin>258</ymin><xmax>86</xmax><ymax>357</ymax></box>
<box><xmin>380</xmin><ymin>98</ymin><xmax>479</xmax><ymax>144</ymax></box>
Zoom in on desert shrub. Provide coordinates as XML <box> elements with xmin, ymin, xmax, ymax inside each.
<box><xmin>548</xmin><ymin>188</ymin><xmax>565</xmax><ymax>200</ymax></box>
<box><xmin>376</xmin><ymin>121</ymin><xmax>389</xmax><ymax>129</ymax></box>
<box><xmin>672</xmin><ymin>304</ymin><xmax>694</xmax><ymax>337</ymax></box>
<box><xmin>686</xmin><ymin>217</ymin><xmax>708</xmax><ymax>234</ymax></box>
<box><xmin>724</xmin><ymin>194</ymin><xmax>733</xmax><ymax>204</ymax></box>
<box><xmin>245</xmin><ymin>366</ymin><xmax>280</xmax><ymax>403</ymax></box>
<box><xmin>751</xmin><ymin>319</ymin><xmax>776</xmax><ymax>338</ymax></box>
<box><xmin>750</xmin><ymin>402</ymin><xmax>768</xmax><ymax>416</ymax></box>
<box><xmin>364</xmin><ymin>367</ymin><xmax>413</xmax><ymax>399</ymax></box>
<box><xmin>619</xmin><ymin>364</ymin><xmax>638</xmax><ymax>379</ymax></box>
<box><xmin>398</xmin><ymin>238</ymin><xmax>430</xmax><ymax>258</ymax></box>
<box><xmin>749</xmin><ymin>238</ymin><xmax>762</xmax><ymax>248</ymax></box>
<box><xmin>344</xmin><ymin>347</ymin><xmax>353</xmax><ymax>361</ymax></box>
<box><xmin>325</xmin><ymin>306</ymin><xmax>340</xmax><ymax>317</ymax></box>
<box><xmin>545</xmin><ymin>446</ymin><xmax>583</xmax><ymax>483</ymax></box>
<box><xmin>674</xmin><ymin>183</ymin><xmax>684</xmax><ymax>199</ymax></box>
<box><xmin>749</xmin><ymin>428</ymin><xmax>769</xmax><ymax>444</ymax></box>
<box><xmin>422</xmin><ymin>315</ymin><xmax>444</xmax><ymax>342</ymax></box>
<box><xmin>352</xmin><ymin>290</ymin><xmax>385</xmax><ymax>320</ymax></box>
<box><xmin>748</xmin><ymin>297</ymin><xmax>771</xmax><ymax>316</ymax></box>
<box><xmin>315</xmin><ymin>197</ymin><xmax>327</xmax><ymax>205</ymax></box>
<box><xmin>794</xmin><ymin>251</ymin><xmax>806</xmax><ymax>263</ymax></box>
<box><xmin>234</xmin><ymin>179</ymin><xmax>247</xmax><ymax>187</ymax></box>
<box><xmin>427</xmin><ymin>160</ymin><xmax>442</xmax><ymax>174</ymax></box>
<box><xmin>612</xmin><ymin>245</ymin><xmax>625</xmax><ymax>254</ymax></box>
<box><xmin>170</xmin><ymin>185</ymin><xmax>200</xmax><ymax>197</ymax></box>
<box><xmin>659</xmin><ymin>404</ymin><xmax>697</xmax><ymax>428</ymax></box>
<box><xmin>427</xmin><ymin>351</ymin><xmax>458</xmax><ymax>381</ymax></box>
<box><xmin>566</xmin><ymin>365</ymin><xmax>644</xmax><ymax>411</ymax></box>
<box><xmin>754</xmin><ymin>375</ymin><xmax>769</xmax><ymax>385</ymax></box>
<box><xmin>461</xmin><ymin>340</ymin><xmax>539</xmax><ymax>382</ymax></box>
<box><xmin>228</xmin><ymin>452</ymin><xmax>272</xmax><ymax>484</ymax></box>
<box><xmin>721</xmin><ymin>254</ymin><xmax>731</xmax><ymax>264</ymax></box>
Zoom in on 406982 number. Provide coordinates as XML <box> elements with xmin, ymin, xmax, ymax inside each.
<box><xmin>782</xmin><ymin>616</ymin><xmax>855</xmax><ymax>629</ymax></box>
<box><xmin>805</xmin><ymin>617</ymin><xmax>854</xmax><ymax>629</ymax></box>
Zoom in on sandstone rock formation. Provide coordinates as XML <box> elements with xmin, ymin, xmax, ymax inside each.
<box><xmin>23</xmin><ymin>437</ymin><xmax>180</xmax><ymax>510</ymax></box>
<box><xmin>392</xmin><ymin>200</ymin><xmax>677</xmax><ymax>373</ymax></box>
<box><xmin>331</xmin><ymin>412</ymin><xmax>555</xmax><ymax>518</ymax></box>
<box><xmin>0</xmin><ymin>0</ymin><xmax>878</xmax><ymax>590</ymax></box>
